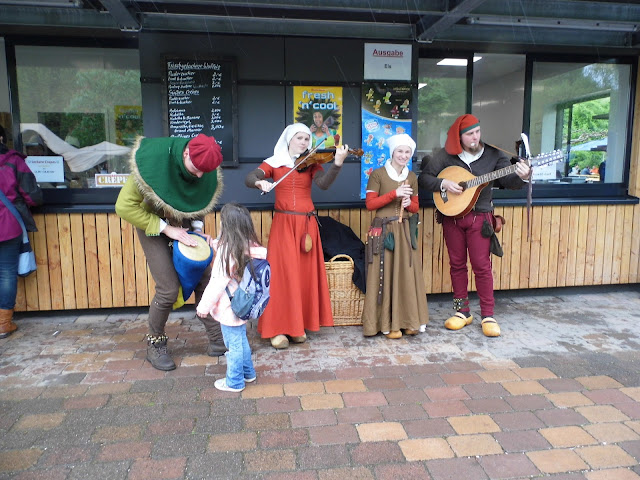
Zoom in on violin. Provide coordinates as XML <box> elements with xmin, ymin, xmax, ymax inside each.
<box><xmin>296</xmin><ymin>147</ymin><xmax>364</xmax><ymax>171</ymax></box>
<box><xmin>260</xmin><ymin>145</ymin><xmax>363</xmax><ymax>195</ymax></box>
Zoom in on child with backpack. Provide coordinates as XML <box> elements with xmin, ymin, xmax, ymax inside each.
<box><xmin>196</xmin><ymin>203</ymin><xmax>268</xmax><ymax>392</ymax></box>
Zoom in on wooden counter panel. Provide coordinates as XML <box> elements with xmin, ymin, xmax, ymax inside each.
<box><xmin>15</xmin><ymin>204</ymin><xmax>640</xmax><ymax>312</ymax></box>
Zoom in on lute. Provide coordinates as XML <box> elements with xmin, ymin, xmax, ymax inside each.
<box><xmin>434</xmin><ymin>150</ymin><xmax>563</xmax><ymax>218</ymax></box>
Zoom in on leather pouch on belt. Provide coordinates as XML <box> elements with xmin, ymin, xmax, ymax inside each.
<box><xmin>408</xmin><ymin>213</ymin><xmax>419</xmax><ymax>250</ymax></box>
<box><xmin>300</xmin><ymin>233</ymin><xmax>312</xmax><ymax>253</ymax></box>
<box><xmin>383</xmin><ymin>232</ymin><xmax>395</xmax><ymax>251</ymax></box>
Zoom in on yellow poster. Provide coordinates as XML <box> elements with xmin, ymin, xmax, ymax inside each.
<box><xmin>293</xmin><ymin>86</ymin><xmax>343</xmax><ymax>149</ymax></box>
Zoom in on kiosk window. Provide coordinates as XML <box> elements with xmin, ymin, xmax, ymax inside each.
<box><xmin>15</xmin><ymin>46</ymin><xmax>142</xmax><ymax>190</ymax></box>
<box><xmin>529</xmin><ymin>61</ymin><xmax>631</xmax><ymax>185</ymax></box>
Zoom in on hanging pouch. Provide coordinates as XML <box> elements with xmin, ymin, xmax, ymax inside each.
<box><xmin>481</xmin><ymin>218</ymin><xmax>494</xmax><ymax>238</ymax></box>
<box><xmin>408</xmin><ymin>213</ymin><xmax>419</xmax><ymax>250</ymax></box>
<box><xmin>301</xmin><ymin>233</ymin><xmax>312</xmax><ymax>253</ymax></box>
<box><xmin>383</xmin><ymin>232</ymin><xmax>395</xmax><ymax>251</ymax></box>
<box><xmin>490</xmin><ymin>233</ymin><xmax>504</xmax><ymax>257</ymax></box>
<box><xmin>481</xmin><ymin>217</ymin><xmax>504</xmax><ymax>257</ymax></box>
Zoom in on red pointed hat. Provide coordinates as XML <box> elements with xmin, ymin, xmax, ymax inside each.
<box><xmin>188</xmin><ymin>134</ymin><xmax>223</xmax><ymax>172</ymax></box>
<box><xmin>445</xmin><ymin>114</ymin><xmax>480</xmax><ymax>155</ymax></box>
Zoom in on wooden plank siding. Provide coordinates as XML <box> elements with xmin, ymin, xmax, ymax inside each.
<box><xmin>14</xmin><ymin>204</ymin><xmax>640</xmax><ymax>312</ymax></box>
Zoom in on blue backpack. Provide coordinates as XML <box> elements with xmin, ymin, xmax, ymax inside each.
<box><xmin>226</xmin><ymin>258</ymin><xmax>271</xmax><ymax>320</ymax></box>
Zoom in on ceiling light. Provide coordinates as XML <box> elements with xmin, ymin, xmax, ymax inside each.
<box><xmin>437</xmin><ymin>56</ymin><xmax>481</xmax><ymax>66</ymax></box>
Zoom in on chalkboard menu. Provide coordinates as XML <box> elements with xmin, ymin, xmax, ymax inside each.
<box><xmin>165</xmin><ymin>57</ymin><xmax>238</xmax><ymax>166</ymax></box>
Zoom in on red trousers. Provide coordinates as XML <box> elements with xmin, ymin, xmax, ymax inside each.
<box><xmin>442</xmin><ymin>212</ymin><xmax>494</xmax><ymax>317</ymax></box>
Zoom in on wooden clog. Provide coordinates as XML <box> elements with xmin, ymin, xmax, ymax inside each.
<box><xmin>444</xmin><ymin>312</ymin><xmax>473</xmax><ymax>330</ymax></box>
<box><xmin>270</xmin><ymin>334</ymin><xmax>289</xmax><ymax>349</ymax></box>
<box><xmin>481</xmin><ymin>317</ymin><xmax>501</xmax><ymax>337</ymax></box>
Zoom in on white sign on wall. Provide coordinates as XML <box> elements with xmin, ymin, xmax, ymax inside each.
<box><xmin>25</xmin><ymin>156</ymin><xmax>64</xmax><ymax>183</ymax></box>
<box><xmin>532</xmin><ymin>163</ymin><xmax>557</xmax><ymax>181</ymax></box>
<box><xmin>364</xmin><ymin>43</ymin><xmax>412</xmax><ymax>81</ymax></box>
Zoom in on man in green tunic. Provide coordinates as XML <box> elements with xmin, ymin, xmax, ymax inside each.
<box><xmin>116</xmin><ymin>134</ymin><xmax>224</xmax><ymax>371</ymax></box>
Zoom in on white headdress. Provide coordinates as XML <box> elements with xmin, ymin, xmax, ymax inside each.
<box><xmin>264</xmin><ymin>123</ymin><xmax>312</xmax><ymax>168</ymax></box>
<box><xmin>387</xmin><ymin>133</ymin><xmax>416</xmax><ymax>157</ymax></box>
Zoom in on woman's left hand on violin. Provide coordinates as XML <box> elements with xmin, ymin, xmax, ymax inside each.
<box><xmin>333</xmin><ymin>144</ymin><xmax>349</xmax><ymax>167</ymax></box>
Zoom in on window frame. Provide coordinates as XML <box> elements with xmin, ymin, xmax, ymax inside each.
<box><xmin>4</xmin><ymin>35</ymin><xmax>140</xmax><ymax>209</ymax></box>
<box><xmin>518</xmin><ymin>53</ymin><xmax>637</xmax><ymax>201</ymax></box>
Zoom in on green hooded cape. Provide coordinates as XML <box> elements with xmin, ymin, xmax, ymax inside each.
<box><xmin>129</xmin><ymin>136</ymin><xmax>223</xmax><ymax>222</ymax></box>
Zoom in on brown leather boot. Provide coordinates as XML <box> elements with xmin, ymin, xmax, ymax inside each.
<box><xmin>0</xmin><ymin>309</ymin><xmax>18</xmax><ymax>339</ymax></box>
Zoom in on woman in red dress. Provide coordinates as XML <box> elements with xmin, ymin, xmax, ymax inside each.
<box><xmin>245</xmin><ymin>123</ymin><xmax>349</xmax><ymax>348</ymax></box>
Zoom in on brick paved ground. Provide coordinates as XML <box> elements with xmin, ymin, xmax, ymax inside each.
<box><xmin>1</xmin><ymin>286</ymin><xmax>640</xmax><ymax>479</ymax></box>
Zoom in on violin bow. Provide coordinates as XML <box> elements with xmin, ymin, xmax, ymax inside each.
<box><xmin>260</xmin><ymin>139</ymin><xmax>325</xmax><ymax>195</ymax></box>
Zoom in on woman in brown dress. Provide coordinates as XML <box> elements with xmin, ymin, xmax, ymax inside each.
<box><xmin>361</xmin><ymin>133</ymin><xmax>429</xmax><ymax>338</ymax></box>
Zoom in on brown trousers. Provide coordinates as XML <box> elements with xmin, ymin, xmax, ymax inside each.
<box><xmin>136</xmin><ymin>228</ymin><xmax>220</xmax><ymax>341</ymax></box>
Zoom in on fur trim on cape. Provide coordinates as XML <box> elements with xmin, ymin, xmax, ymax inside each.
<box><xmin>128</xmin><ymin>136</ymin><xmax>224</xmax><ymax>222</ymax></box>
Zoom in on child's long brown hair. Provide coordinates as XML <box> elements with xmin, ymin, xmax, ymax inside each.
<box><xmin>217</xmin><ymin>203</ymin><xmax>262</xmax><ymax>280</ymax></box>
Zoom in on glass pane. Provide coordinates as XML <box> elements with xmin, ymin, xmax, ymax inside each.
<box><xmin>472</xmin><ymin>53</ymin><xmax>526</xmax><ymax>154</ymax></box>
<box><xmin>416</xmin><ymin>57</ymin><xmax>467</xmax><ymax>168</ymax></box>
<box><xmin>529</xmin><ymin>61</ymin><xmax>630</xmax><ymax>184</ymax></box>
<box><xmin>0</xmin><ymin>38</ymin><xmax>13</xmax><ymax>148</ymax></box>
<box><xmin>15</xmin><ymin>46</ymin><xmax>142</xmax><ymax>189</ymax></box>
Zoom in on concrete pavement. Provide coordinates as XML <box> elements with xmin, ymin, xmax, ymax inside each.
<box><xmin>1</xmin><ymin>285</ymin><xmax>640</xmax><ymax>479</ymax></box>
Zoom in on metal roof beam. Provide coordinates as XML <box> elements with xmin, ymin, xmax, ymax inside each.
<box><xmin>416</xmin><ymin>0</ymin><xmax>487</xmax><ymax>42</ymax></box>
<box><xmin>99</xmin><ymin>0</ymin><xmax>140</xmax><ymax>31</ymax></box>
<box><xmin>477</xmin><ymin>0</ymin><xmax>640</xmax><ymax>22</ymax></box>
<box><xmin>466</xmin><ymin>15</ymin><xmax>638</xmax><ymax>33</ymax></box>
<box><xmin>129</xmin><ymin>0</ymin><xmax>443</xmax><ymax>15</ymax></box>
<box><xmin>0</xmin><ymin>5</ymin><xmax>119</xmax><ymax>29</ymax></box>
<box><xmin>142</xmin><ymin>12</ymin><xmax>414</xmax><ymax>40</ymax></box>
<box><xmin>435</xmin><ymin>23</ymin><xmax>633</xmax><ymax>48</ymax></box>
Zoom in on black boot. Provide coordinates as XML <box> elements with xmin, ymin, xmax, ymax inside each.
<box><xmin>146</xmin><ymin>334</ymin><xmax>176</xmax><ymax>371</ymax></box>
<box><xmin>207</xmin><ymin>321</ymin><xmax>227</xmax><ymax>357</ymax></box>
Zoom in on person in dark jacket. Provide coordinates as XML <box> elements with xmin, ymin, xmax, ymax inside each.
<box><xmin>0</xmin><ymin>124</ymin><xmax>43</xmax><ymax>337</ymax></box>
<box><xmin>418</xmin><ymin>114</ymin><xmax>530</xmax><ymax>337</ymax></box>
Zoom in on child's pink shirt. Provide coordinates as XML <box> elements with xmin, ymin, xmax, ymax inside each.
<box><xmin>196</xmin><ymin>240</ymin><xmax>268</xmax><ymax>326</ymax></box>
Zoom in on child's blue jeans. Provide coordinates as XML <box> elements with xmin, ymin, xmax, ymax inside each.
<box><xmin>220</xmin><ymin>323</ymin><xmax>256</xmax><ymax>389</ymax></box>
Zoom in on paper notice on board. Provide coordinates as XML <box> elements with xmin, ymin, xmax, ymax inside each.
<box><xmin>25</xmin><ymin>156</ymin><xmax>65</xmax><ymax>183</ymax></box>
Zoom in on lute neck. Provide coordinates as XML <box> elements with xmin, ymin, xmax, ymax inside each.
<box><xmin>466</xmin><ymin>163</ymin><xmax>518</xmax><ymax>188</ymax></box>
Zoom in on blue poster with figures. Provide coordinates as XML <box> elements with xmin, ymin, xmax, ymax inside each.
<box><xmin>360</xmin><ymin>83</ymin><xmax>413</xmax><ymax>199</ymax></box>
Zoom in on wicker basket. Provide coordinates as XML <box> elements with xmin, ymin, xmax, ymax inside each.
<box><xmin>325</xmin><ymin>254</ymin><xmax>365</xmax><ymax>326</ymax></box>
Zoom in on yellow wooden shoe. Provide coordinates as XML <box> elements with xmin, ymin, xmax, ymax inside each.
<box><xmin>289</xmin><ymin>334</ymin><xmax>307</xmax><ymax>343</ymax></box>
<box><xmin>403</xmin><ymin>329</ymin><xmax>419</xmax><ymax>336</ymax></box>
<box><xmin>481</xmin><ymin>317</ymin><xmax>501</xmax><ymax>337</ymax></box>
<box><xmin>444</xmin><ymin>312</ymin><xmax>473</xmax><ymax>330</ymax></box>
<box><xmin>270</xmin><ymin>334</ymin><xmax>289</xmax><ymax>349</ymax></box>
<box><xmin>384</xmin><ymin>330</ymin><xmax>402</xmax><ymax>339</ymax></box>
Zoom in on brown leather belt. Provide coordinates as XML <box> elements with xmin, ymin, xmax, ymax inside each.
<box><xmin>274</xmin><ymin>209</ymin><xmax>320</xmax><ymax>226</ymax></box>
<box><xmin>274</xmin><ymin>209</ymin><xmax>317</xmax><ymax>218</ymax></box>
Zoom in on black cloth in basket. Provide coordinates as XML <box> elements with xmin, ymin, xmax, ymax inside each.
<box><xmin>318</xmin><ymin>216</ymin><xmax>366</xmax><ymax>293</ymax></box>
